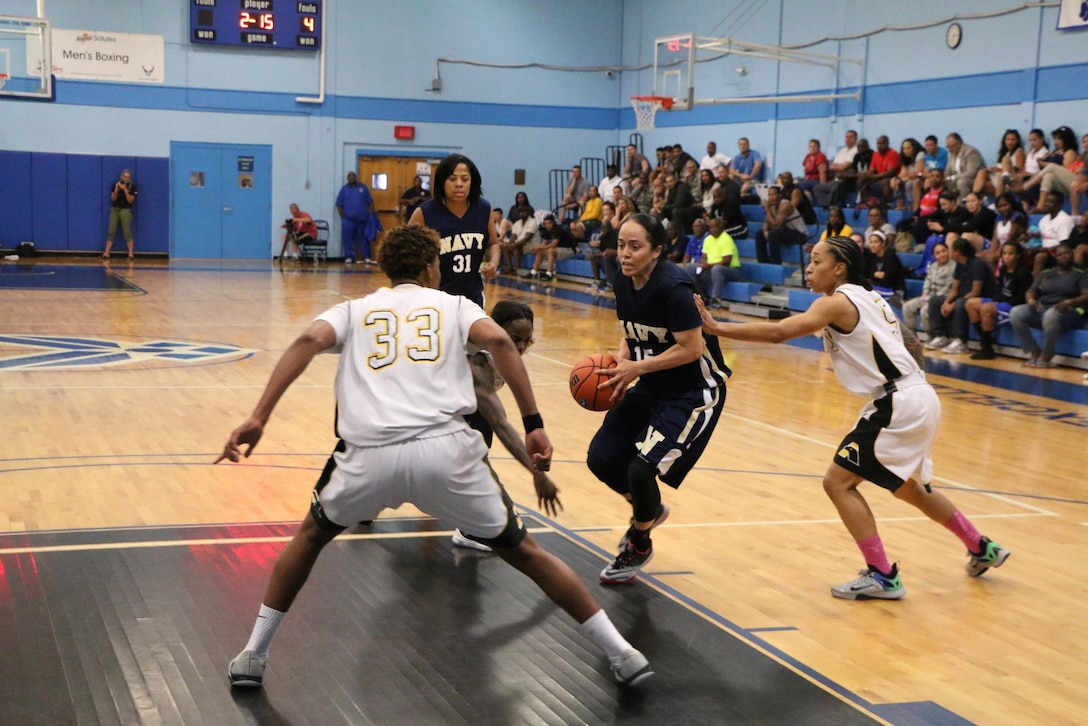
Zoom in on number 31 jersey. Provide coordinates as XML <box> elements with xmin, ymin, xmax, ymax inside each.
<box><xmin>418</xmin><ymin>197</ymin><xmax>493</xmax><ymax>306</ymax></box>
<box><xmin>316</xmin><ymin>284</ymin><xmax>489</xmax><ymax>446</ymax></box>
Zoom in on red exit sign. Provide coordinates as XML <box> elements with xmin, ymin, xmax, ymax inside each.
<box><xmin>394</xmin><ymin>125</ymin><xmax>415</xmax><ymax>140</ymax></box>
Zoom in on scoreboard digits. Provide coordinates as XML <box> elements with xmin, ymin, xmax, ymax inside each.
<box><xmin>191</xmin><ymin>0</ymin><xmax>322</xmax><ymax>50</ymax></box>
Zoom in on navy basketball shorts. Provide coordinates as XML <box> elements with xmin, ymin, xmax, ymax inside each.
<box><xmin>588</xmin><ymin>382</ymin><xmax>725</xmax><ymax>489</ymax></box>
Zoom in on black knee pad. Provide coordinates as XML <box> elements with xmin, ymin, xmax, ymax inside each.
<box><xmin>587</xmin><ymin>453</ymin><xmax>630</xmax><ymax>496</ymax></box>
<box><xmin>628</xmin><ymin>458</ymin><xmax>662</xmax><ymax>523</ymax></box>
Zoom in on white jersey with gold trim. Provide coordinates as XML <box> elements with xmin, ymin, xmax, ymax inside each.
<box><xmin>316</xmin><ymin>283</ymin><xmax>489</xmax><ymax>446</ymax></box>
<box><xmin>822</xmin><ymin>283</ymin><xmax>921</xmax><ymax>397</ymax></box>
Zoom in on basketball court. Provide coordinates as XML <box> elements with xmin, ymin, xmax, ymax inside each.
<box><xmin>1</xmin><ymin>258</ymin><xmax>1084</xmax><ymax>724</ymax></box>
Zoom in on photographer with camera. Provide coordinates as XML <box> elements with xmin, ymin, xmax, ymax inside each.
<box><xmin>103</xmin><ymin>170</ymin><xmax>138</xmax><ymax>259</ymax></box>
<box><xmin>279</xmin><ymin>203</ymin><xmax>317</xmax><ymax>262</ymax></box>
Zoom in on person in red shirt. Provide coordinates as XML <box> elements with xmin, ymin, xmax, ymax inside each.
<box><xmin>798</xmin><ymin>138</ymin><xmax>829</xmax><ymax>201</ymax></box>
<box><xmin>858</xmin><ymin>135</ymin><xmax>901</xmax><ymax>204</ymax></box>
<box><xmin>279</xmin><ymin>203</ymin><xmax>318</xmax><ymax>261</ymax></box>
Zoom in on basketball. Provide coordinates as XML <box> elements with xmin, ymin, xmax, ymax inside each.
<box><xmin>569</xmin><ymin>353</ymin><xmax>617</xmax><ymax>411</ymax></box>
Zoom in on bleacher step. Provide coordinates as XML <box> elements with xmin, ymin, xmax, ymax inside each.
<box><xmin>750</xmin><ymin>292</ymin><xmax>789</xmax><ymax>308</ymax></box>
<box><xmin>730</xmin><ymin>301</ymin><xmax>791</xmax><ymax>319</ymax></box>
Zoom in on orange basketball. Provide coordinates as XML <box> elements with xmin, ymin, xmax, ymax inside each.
<box><xmin>569</xmin><ymin>353</ymin><xmax>618</xmax><ymax>411</ymax></box>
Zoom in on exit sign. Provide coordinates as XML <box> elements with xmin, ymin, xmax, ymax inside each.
<box><xmin>394</xmin><ymin>125</ymin><xmax>415</xmax><ymax>140</ymax></box>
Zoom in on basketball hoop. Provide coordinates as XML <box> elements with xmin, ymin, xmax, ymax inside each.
<box><xmin>631</xmin><ymin>95</ymin><xmax>673</xmax><ymax>130</ymax></box>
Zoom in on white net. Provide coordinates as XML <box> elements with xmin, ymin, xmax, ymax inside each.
<box><xmin>631</xmin><ymin>97</ymin><xmax>664</xmax><ymax>130</ymax></box>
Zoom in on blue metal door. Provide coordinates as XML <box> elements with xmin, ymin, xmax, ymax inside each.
<box><xmin>170</xmin><ymin>142</ymin><xmax>271</xmax><ymax>259</ymax></box>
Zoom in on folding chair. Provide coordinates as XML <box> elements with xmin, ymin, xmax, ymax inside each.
<box><xmin>299</xmin><ymin>220</ymin><xmax>329</xmax><ymax>262</ymax></box>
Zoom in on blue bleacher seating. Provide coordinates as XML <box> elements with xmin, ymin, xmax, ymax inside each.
<box><xmin>904</xmin><ymin>279</ymin><xmax>924</xmax><ymax>300</ymax></box>
<box><xmin>739</xmin><ymin>262</ymin><xmax>787</xmax><ymax>285</ymax></box>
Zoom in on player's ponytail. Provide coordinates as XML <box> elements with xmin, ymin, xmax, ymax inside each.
<box><xmin>823</xmin><ymin>235</ymin><xmax>872</xmax><ymax>290</ymax></box>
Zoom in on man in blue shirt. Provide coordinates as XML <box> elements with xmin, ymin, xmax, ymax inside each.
<box><xmin>336</xmin><ymin>172</ymin><xmax>375</xmax><ymax>264</ymax></box>
<box><xmin>730</xmin><ymin>137</ymin><xmax>765</xmax><ymax>184</ymax></box>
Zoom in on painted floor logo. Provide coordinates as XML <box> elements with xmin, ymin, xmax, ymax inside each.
<box><xmin>0</xmin><ymin>335</ymin><xmax>254</xmax><ymax>371</ymax></box>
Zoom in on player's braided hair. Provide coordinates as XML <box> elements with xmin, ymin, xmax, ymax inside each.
<box><xmin>822</xmin><ymin>235</ymin><xmax>872</xmax><ymax>290</ymax></box>
<box><xmin>379</xmin><ymin>225</ymin><xmax>440</xmax><ymax>282</ymax></box>
<box><xmin>490</xmin><ymin>300</ymin><xmax>533</xmax><ymax>328</ymax></box>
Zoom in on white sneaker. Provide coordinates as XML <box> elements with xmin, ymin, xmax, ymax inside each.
<box><xmin>586</xmin><ymin>281</ymin><xmax>600</xmax><ymax>290</ymax></box>
<box><xmin>344</xmin><ymin>258</ymin><xmax>354</xmax><ymax>265</ymax></box>
<box><xmin>611</xmin><ymin>649</ymin><xmax>654</xmax><ymax>687</ymax></box>
<box><xmin>228</xmin><ymin>650</ymin><xmax>267</xmax><ymax>688</ymax></box>
<box><xmin>942</xmin><ymin>339</ymin><xmax>969</xmax><ymax>354</ymax></box>
<box><xmin>451</xmin><ymin>529</ymin><xmax>492</xmax><ymax>552</ymax></box>
<box><xmin>924</xmin><ymin>335</ymin><xmax>949</xmax><ymax>350</ymax></box>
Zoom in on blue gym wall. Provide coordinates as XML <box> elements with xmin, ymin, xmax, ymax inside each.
<box><xmin>0</xmin><ymin>0</ymin><xmax>1084</xmax><ymax>256</ymax></box>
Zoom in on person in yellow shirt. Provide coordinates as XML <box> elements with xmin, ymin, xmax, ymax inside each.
<box><xmin>694</xmin><ymin>216</ymin><xmax>742</xmax><ymax>309</ymax></box>
<box><xmin>578</xmin><ymin>186</ymin><xmax>604</xmax><ymax>233</ymax></box>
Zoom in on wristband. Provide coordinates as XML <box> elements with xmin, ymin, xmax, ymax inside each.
<box><xmin>522</xmin><ymin>413</ymin><xmax>544</xmax><ymax>433</ymax></box>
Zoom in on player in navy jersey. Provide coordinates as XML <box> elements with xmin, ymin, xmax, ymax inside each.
<box><xmin>589</xmin><ymin>213</ymin><xmax>730</xmax><ymax>585</ymax></box>
<box><xmin>697</xmin><ymin>236</ymin><xmax>1010</xmax><ymax>600</ymax></box>
<box><xmin>410</xmin><ymin>153</ymin><xmax>500</xmax><ymax>307</ymax></box>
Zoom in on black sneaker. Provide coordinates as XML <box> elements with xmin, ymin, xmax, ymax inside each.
<box><xmin>970</xmin><ymin>348</ymin><xmax>997</xmax><ymax>360</ymax></box>
<box><xmin>600</xmin><ymin>541</ymin><xmax>653</xmax><ymax>584</ymax></box>
<box><xmin>617</xmin><ymin>503</ymin><xmax>670</xmax><ymax>549</ymax></box>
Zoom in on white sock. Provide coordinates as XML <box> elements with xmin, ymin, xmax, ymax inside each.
<box><xmin>243</xmin><ymin>603</ymin><xmax>286</xmax><ymax>657</ymax></box>
<box><xmin>579</xmin><ymin>609</ymin><xmax>633</xmax><ymax>663</ymax></box>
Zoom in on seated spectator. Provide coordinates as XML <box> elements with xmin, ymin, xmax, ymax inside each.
<box><xmin>661</xmin><ymin>172</ymin><xmax>698</xmax><ymax>235</ymax></box>
<box><xmin>586</xmin><ymin>201</ymin><xmax>620</xmax><ymax>291</ymax></box>
<box><xmin>697</xmin><ymin>217</ymin><xmax>742</xmax><ymax>308</ymax></box>
<box><xmin>911</xmin><ymin>135</ymin><xmax>949</xmax><ymax>212</ymax></box>
<box><xmin>701</xmin><ymin>140</ymin><xmax>731</xmax><ymax>171</ymax></box>
<box><xmin>814</xmin><ymin>130</ymin><xmax>859</xmax><ymax>207</ymax></box>
<box><xmin>671</xmin><ymin>144</ymin><xmax>698</xmax><ymax>175</ymax></box>
<box><xmin>974</xmin><ymin>129</ymin><xmax>1025</xmax><ymax>199</ymax></box>
<box><xmin>491</xmin><ymin>208</ymin><xmax>513</xmax><ymax>271</ymax></box>
<box><xmin>755</xmin><ymin>186</ymin><xmax>808</xmax><ymax>265</ymax></box>
<box><xmin>966</xmin><ymin>241</ymin><xmax>1034</xmax><ymax>360</ymax></box>
<box><xmin>1009</xmin><ymin>129</ymin><xmax>1051</xmax><ymax>210</ymax></box>
<box><xmin>681</xmin><ymin>159</ymin><xmax>703</xmax><ymax>200</ymax></box>
<box><xmin>681</xmin><ymin>219</ymin><xmax>709</xmax><ymax>285</ymax></box>
<box><xmin>819</xmin><ymin>205</ymin><xmax>854</xmax><ymax>243</ymax></box>
<box><xmin>730</xmin><ymin>137</ymin><xmax>765</xmax><ymax>186</ymax></box>
<box><xmin>948</xmin><ymin>192</ymin><xmax>998</xmax><ymax>265</ymax></box>
<box><xmin>863</xmin><ymin>230</ymin><xmax>905</xmax><ymax>300</ymax></box>
<box><xmin>530</xmin><ymin>215</ymin><xmax>577</xmax><ymax>280</ymax></box>
<box><xmin>1027</xmin><ymin>191</ymin><xmax>1077</xmax><ymax>274</ymax></box>
<box><xmin>279</xmin><ymin>203</ymin><xmax>316</xmax><ymax>261</ymax></box>
<box><xmin>863</xmin><ymin>206</ymin><xmax>896</xmax><ymax>250</ymax></box>
<box><xmin>624</xmin><ymin>143</ymin><xmax>652</xmax><ymax>187</ymax></box>
<box><xmin>1068</xmin><ymin>210</ymin><xmax>1088</xmax><ymax>268</ymax></box>
<box><xmin>598</xmin><ymin>165</ymin><xmax>623</xmax><ymax>204</ymax></box>
<box><xmin>925</xmin><ymin>238</ymin><xmax>996</xmax><ymax>354</ymax></box>
<box><xmin>1009</xmin><ymin>242</ymin><xmax>1088</xmax><ymax>367</ymax></box>
<box><xmin>858</xmin><ymin>135</ymin><xmax>901</xmax><ymax>205</ymax></box>
<box><xmin>993</xmin><ymin>192</ymin><xmax>1029</xmax><ymax>249</ymax></box>
<box><xmin>505</xmin><ymin>205</ymin><xmax>539</xmax><ymax>273</ymax></box>
<box><xmin>698</xmin><ymin>168</ymin><xmax>719</xmax><ymax>213</ymax></box>
<box><xmin>944</xmin><ymin>133</ymin><xmax>985</xmax><ymax>199</ymax></box>
<box><xmin>578</xmin><ymin>185</ymin><xmax>604</xmax><ymax>232</ymax></box>
<box><xmin>797</xmin><ymin>139</ymin><xmax>829</xmax><ymax>200</ymax></box>
<box><xmin>911</xmin><ymin>170</ymin><xmax>950</xmax><ymax>249</ymax></box>
<box><xmin>1019</xmin><ymin>127</ymin><xmax>1083</xmax><ymax>213</ymax></box>
<box><xmin>833</xmin><ymin>137</ymin><xmax>874</xmax><ymax>208</ymax></box>
<box><xmin>613</xmin><ymin>194</ymin><xmax>636</xmax><ymax>228</ymax></box>
<box><xmin>664</xmin><ymin>221</ymin><xmax>687</xmax><ymax>263</ymax></box>
<box><xmin>710</xmin><ymin>165</ymin><xmax>748</xmax><ymax>239</ymax></box>
<box><xmin>628</xmin><ymin>174</ymin><xmax>654</xmax><ymax>215</ymax></box>
<box><xmin>558</xmin><ymin>165</ymin><xmax>589</xmax><ymax>220</ymax></box>
<box><xmin>778</xmin><ymin>171</ymin><xmax>818</xmax><ymax>225</ymax></box>
<box><xmin>914</xmin><ymin>190</ymin><xmax>969</xmax><ymax>275</ymax></box>
<box><xmin>902</xmin><ymin>240</ymin><xmax>954</xmax><ymax>336</ymax></box>
<box><xmin>889</xmin><ymin>137</ymin><xmax>922</xmax><ymax>211</ymax></box>
<box><xmin>507</xmin><ymin>192</ymin><xmax>533</xmax><ymax>222</ymax></box>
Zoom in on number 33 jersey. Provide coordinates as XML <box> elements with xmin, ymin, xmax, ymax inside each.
<box><xmin>316</xmin><ymin>284</ymin><xmax>489</xmax><ymax>446</ymax></box>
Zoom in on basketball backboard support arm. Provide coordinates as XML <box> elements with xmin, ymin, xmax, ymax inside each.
<box><xmin>652</xmin><ymin>33</ymin><xmax>863</xmax><ymax>111</ymax></box>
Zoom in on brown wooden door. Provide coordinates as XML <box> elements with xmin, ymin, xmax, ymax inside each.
<box><xmin>357</xmin><ymin>156</ymin><xmax>435</xmax><ymax>256</ymax></box>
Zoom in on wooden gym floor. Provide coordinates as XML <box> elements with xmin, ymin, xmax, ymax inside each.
<box><xmin>0</xmin><ymin>257</ymin><xmax>1085</xmax><ymax>725</ymax></box>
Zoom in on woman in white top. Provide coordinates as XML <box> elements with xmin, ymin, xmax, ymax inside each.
<box><xmin>696</xmin><ymin>236</ymin><xmax>1011</xmax><ymax>601</ymax></box>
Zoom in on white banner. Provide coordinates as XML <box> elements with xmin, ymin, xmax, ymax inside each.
<box><xmin>1057</xmin><ymin>0</ymin><xmax>1088</xmax><ymax>30</ymax></box>
<box><xmin>30</xmin><ymin>29</ymin><xmax>164</xmax><ymax>83</ymax></box>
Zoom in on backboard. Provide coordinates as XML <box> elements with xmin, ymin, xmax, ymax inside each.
<box><xmin>653</xmin><ymin>33</ymin><xmax>695</xmax><ymax>111</ymax></box>
<box><xmin>0</xmin><ymin>15</ymin><xmax>53</xmax><ymax>100</ymax></box>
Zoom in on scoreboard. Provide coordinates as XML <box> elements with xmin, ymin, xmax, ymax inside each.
<box><xmin>191</xmin><ymin>0</ymin><xmax>322</xmax><ymax>50</ymax></box>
